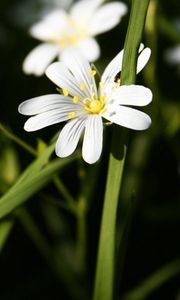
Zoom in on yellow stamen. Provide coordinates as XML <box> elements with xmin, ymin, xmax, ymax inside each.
<box><xmin>101</xmin><ymin>107</ymin><xmax>107</xmax><ymax>114</ymax></box>
<box><xmin>105</xmin><ymin>121</ymin><xmax>112</xmax><ymax>126</ymax></box>
<box><xmin>90</xmin><ymin>70</ymin><xmax>96</xmax><ymax>77</ymax></box>
<box><xmin>100</xmin><ymin>95</ymin><xmax>105</xmax><ymax>103</ymax></box>
<box><xmin>48</xmin><ymin>17</ymin><xmax>88</xmax><ymax>49</ymax></box>
<box><xmin>89</xmin><ymin>100</ymin><xmax>102</xmax><ymax>114</ymax></box>
<box><xmin>99</xmin><ymin>81</ymin><xmax>106</xmax><ymax>88</ymax></box>
<box><xmin>59</xmin><ymin>39</ymin><xmax>66</xmax><ymax>48</ymax></box>
<box><xmin>62</xmin><ymin>88</ymin><xmax>69</xmax><ymax>96</ymax></box>
<box><xmin>68</xmin><ymin>112</ymin><xmax>76</xmax><ymax>119</ymax></box>
<box><xmin>73</xmin><ymin>95</ymin><xmax>79</xmax><ymax>103</ymax></box>
<box><xmin>80</xmin><ymin>83</ymin><xmax>86</xmax><ymax>91</ymax></box>
<box><xmin>84</xmin><ymin>94</ymin><xmax>106</xmax><ymax>114</ymax></box>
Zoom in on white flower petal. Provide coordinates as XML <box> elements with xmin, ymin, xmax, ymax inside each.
<box><xmin>103</xmin><ymin>105</ymin><xmax>151</xmax><ymax>130</ymax></box>
<box><xmin>137</xmin><ymin>47</ymin><xmax>151</xmax><ymax>73</ymax></box>
<box><xmin>18</xmin><ymin>94</ymin><xmax>75</xmax><ymax>115</ymax></box>
<box><xmin>61</xmin><ymin>48</ymin><xmax>97</xmax><ymax>96</ymax></box>
<box><xmin>101</xmin><ymin>45</ymin><xmax>151</xmax><ymax>85</ymax></box>
<box><xmin>139</xmin><ymin>43</ymin><xmax>145</xmax><ymax>52</ymax></box>
<box><xmin>70</xmin><ymin>0</ymin><xmax>103</xmax><ymax>24</ymax></box>
<box><xmin>82</xmin><ymin>115</ymin><xmax>103</xmax><ymax>164</ymax></box>
<box><xmin>101</xmin><ymin>49</ymin><xmax>124</xmax><ymax>85</ymax></box>
<box><xmin>46</xmin><ymin>61</ymin><xmax>87</xmax><ymax>99</ymax></box>
<box><xmin>112</xmin><ymin>85</ymin><xmax>153</xmax><ymax>106</ymax></box>
<box><xmin>88</xmin><ymin>2</ymin><xmax>127</xmax><ymax>36</ymax></box>
<box><xmin>30</xmin><ymin>10</ymin><xmax>68</xmax><ymax>40</ymax></box>
<box><xmin>77</xmin><ymin>37</ymin><xmax>100</xmax><ymax>62</ymax></box>
<box><xmin>23</xmin><ymin>103</ymin><xmax>81</xmax><ymax>132</ymax></box>
<box><xmin>56</xmin><ymin>117</ymin><xmax>86</xmax><ymax>157</ymax></box>
<box><xmin>43</xmin><ymin>9</ymin><xmax>67</xmax><ymax>23</ymax></box>
<box><xmin>23</xmin><ymin>43</ymin><xmax>59</xmax><ymax>76</ymax></box>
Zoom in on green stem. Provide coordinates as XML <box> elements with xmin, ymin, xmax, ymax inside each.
<box><xmin>144</xmin><ymin>0</ymin><xmax>157</xmax><ymax>89</ymax></box>
<box><xmin>53</xmin><ymin>175</ymin><xmax>77</xmax><ymax>212</ymax></box>
<box><xmin>144</xmin><ymin>0</ymin><xmax>160</xmax><ymax>120</ymax></box>
<box><xmin>122</xmin><ymin>258</ymin><xmax>180</xmax><ymax>300</ymax></box>
<box><xmin>76</xmin><ymin>196</ymin><xmax>87</xmax><ymax>263</ymax></box>
<box><xmin>93</xmin><ymin>1</ymin><xmax>150</xmax><ymax>300</ymax></box>
<box><xmin>93</xmin><ymin>129</ymin><xmax>127</xmax><ymax>300</ymax></box>
<box><xmin>0</xmin><ymin>123</ymin><xmax>37</xmax><ymax>156</ymax></box>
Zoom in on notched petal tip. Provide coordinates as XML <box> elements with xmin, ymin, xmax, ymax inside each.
<box><xmin>22</xmin><ymin>44</ymin><xmax>59</xmax><ymax>77</ymax></box>
<box><xmin>22</xmin><ymin>59</ymin><xmax>43</xmax><ymax>77</ymax></box>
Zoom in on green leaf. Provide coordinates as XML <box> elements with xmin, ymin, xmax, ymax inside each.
<box><xmin>16</xmin><ymin>142</ymin><xmax>55</xmax><ymax>185</ymax></box>
<box><xmin>0</xmin><ymin>142</ymin><xmax>77</xmax><ymax>219</ymax></box>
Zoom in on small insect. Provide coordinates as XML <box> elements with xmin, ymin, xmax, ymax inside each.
<box><xmin>114</xmin><ymin>71</ymin><xmax>121</xmax><ymax>88</ymax></box>
<box><xmin>114</xmin><ymin>71</ymin><xmax>121</xmax><ymax>83</ymax></box>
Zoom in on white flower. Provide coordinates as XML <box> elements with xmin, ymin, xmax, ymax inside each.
<box><xmin>13</xmin><ymin>0</ymin><xmax>74</xmax><ymax>27</ymax></box>
<box><xmin>22</xmin><ymin>0</ymin><xmax>128</xmax><ymax>76</ymax></box>
<box><xmin>165</xmin><ymin>44</ymin><xmax>180</xmax><ymax>70</ymax></box>
<box><xmin>19</xmin><ymin>46</ymin><xmax>152</xmax><ymax>164</ymax></box>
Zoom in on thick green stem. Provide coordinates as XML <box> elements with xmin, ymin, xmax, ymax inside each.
<box><xmin>93</xmin><ymin>1</ymin><xmax>150</xmax><ymax>300</ymax></box>
<box><xmin>93</xmin><ymin>129</ymin><xmax>127</xmax><ymax>300</ymax></box>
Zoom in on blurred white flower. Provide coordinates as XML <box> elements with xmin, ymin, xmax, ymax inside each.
<box><xmin>42</xmin><ymin>0</ymin><xmax>73</xmax><ymax>10</ymax></box>
<box><xmin>165</xmin><ymin>44</ymin><xmax>180</xmax><ymax>69</ymax></box>
<box><xmin>22</xmin><ymin>0</ymin><xmax>128</xmax><ymax>76</ymax></box>
<box><xmin>164</xmin><ymin>17</ymin><xmax>180</xmax><ymax>71</ymax></box>
<box><xmin>12</xmin><ymin>0</ymin><xmax>74</xmax><ymax>27</ymax></box>
<box><xmin>19</xmin><ymin>46</ymin><xmax>152</xmax><ymax>164</ymax></box>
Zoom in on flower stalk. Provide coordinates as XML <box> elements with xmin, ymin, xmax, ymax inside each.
<box><xmin>93</xmin><ymin>1</ymin><xmax>151</xmax><ymax>300</ymax></box>
<box><xmin>0</xmin><ymin>123</ymin><xmax>37</xmax><ymax>156</ymax></box>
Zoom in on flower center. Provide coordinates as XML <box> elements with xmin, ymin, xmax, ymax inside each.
<box><xmin>84</xmin><ymin>96</ymin><xmax>106</xmax><ymax>115</ymax></box>
<box><xmin>49</xmin><ymin>16</ymin><xmax>87</xmax><ymax>48</ymax></box>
